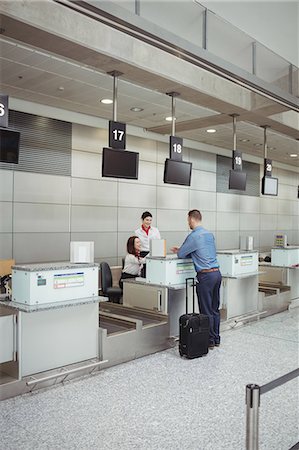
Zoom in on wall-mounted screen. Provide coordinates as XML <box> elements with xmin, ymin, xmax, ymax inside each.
<box><xmin>0</xmin><ymin>128</ymin><xmax>20</xmax><ymax>164</ymax></box>
<box><xmin>262</xmin><ymin>176</ymin><xmax>278</xmax><ymax>196</ymax></box>
<box><xmin>102</xmin><ymin>147</ymin><xmax>139</xmax><ymax>179</ymax></box>
<box><xmin>228</xmin><ymin>169</ymin><xmax>246</xmax><ymax>191</ymax></box>
<box><xmin>163</xmin><ymin>158</ymin><xmax>192</xmax><ymax>186</ymax></box>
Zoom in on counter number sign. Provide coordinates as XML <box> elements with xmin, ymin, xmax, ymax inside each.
<box><xmin>170</xmin><ymin>136</ymin><xmax>183</xmax><ymax>161</ymax></box>
<box><xmin>109</xmin><ymin>120</ymin><xmax>126</xmax><ymax>150</ymax></box>
<box><xmin>0</xmin><ymin>95</ymin><xmax>8</xmax><ymax>128</ymax></box>
<box><xmin>264</xmin><ymin>158</ymin><xmax>272</xmax><ymax>177</ymax></box>
<box><xmin>232</xmin><ymin>150</ymin><xmax>243</xmax><ymax>171</ymax></box>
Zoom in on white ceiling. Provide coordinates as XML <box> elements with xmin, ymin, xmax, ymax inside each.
<box><xmin>1</xmin><ymin>36</ymin><xmax>298</xmax><ymax>167</ymax></box>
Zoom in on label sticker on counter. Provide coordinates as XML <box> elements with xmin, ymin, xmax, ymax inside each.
<box><xmin>53</xmin><ymin>272</ymin><xmax>84</xmax><ymax>289</ymax></box>
<box><xmin>176</xmin><ymin>262</ymin><xmax>194</xmax><ymax>274</ymax></box>
<box><xmin>240</xmin><ymin>256</ymin><xmax>253</xmax><ymax>266</ymax></box>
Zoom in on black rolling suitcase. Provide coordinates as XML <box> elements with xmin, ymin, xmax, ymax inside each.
<box><xmin>179</xmin><ymin>278</ymin><xmax>209</xmax><ymax>358</ymax></box>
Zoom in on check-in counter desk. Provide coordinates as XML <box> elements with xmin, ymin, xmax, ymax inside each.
<box><xmin>123</xmin><ymin>256</ymin><xmax>197</xmax><ymax>337</ymax></box>
<box><xmin>259</xmin><ymin>246</ymin><xmax>299</xmax><ymax>309</ymax></box>
<box><xmin>217</xmin><ymin>250</ymin><xmax>259</xmax><ymax>320</ymax></box>
<box><xmin>0</xmin><ymin>262</ymin><xmax>105</xmax><ymax>399</ymax></box>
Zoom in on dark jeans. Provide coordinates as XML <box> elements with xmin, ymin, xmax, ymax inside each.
<box><xmin>196</xmin><ymin>270</ymin><xmax>222</xmax><ymax>345</ymax></box>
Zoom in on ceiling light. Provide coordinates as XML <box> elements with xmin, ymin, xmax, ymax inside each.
<box><xmin>165</xmin><ymin>116</ymin><xmax>176</xmax><ymax>121</ymax></box>
<box><xmin>58</xmin><ymin>86</ymin><xmax>64</xmax><ymax>91</ymax></box>
<box><xmin>130</xmin><ymin>107</ymin><xmax>144</xmax><ymax>112</ymax></box>
<box><xmin>289</xmin><ymin>153</ymin><xmax>298</xmax><ymax>158</ymax></box>
<box><xmin>239</xmin><ymin>138</ymin><xmax>250</xmax><ymax>142</ymax></box>
<box><xmin>206</xmin><ymin>128</ymin><xmax>216</xmax><ymax>133</ymax></box>
<box><xmin>269</xmin><ymin>147</ymin><xmax>276</xmax><ymax>150</ymax></box>
<box><xmin>254</xmin><ymin>143</ymin><xmax>262</xmax><ymax>147</ymax></box>
<box><xmin>100</xmin><ymin>98</ymin><xmax>113</xmax><ymax>104</ymax></box>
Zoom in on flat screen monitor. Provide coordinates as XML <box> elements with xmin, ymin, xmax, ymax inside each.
<box><xmin>228</xmin><ymin>169</ymin><xmax>246</xmax><ymax>191</ymax></box>
<box><xmin>0</xmin><ymin>128</ymin><xmax>20</xmax><ymax>164</ymax></box>
<box><xmin>102</xmin><ymin>147</ymin><xmax>139</xmax><ymax>179</ymax></box>
<box><xmin>163</xmin><ymin>158</ymin><xmax>192</xmax><ymax>186</ymax></box>
<box><xmin>262</xmin><ymin>176</ymin><xmax>278</xmax><ymax>196</ymax></box>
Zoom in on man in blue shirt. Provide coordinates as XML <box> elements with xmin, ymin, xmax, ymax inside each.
<box><xmin>171</xmin><ymin>209</ymin><xmax>222</xmax><ymax>348</ymax></box>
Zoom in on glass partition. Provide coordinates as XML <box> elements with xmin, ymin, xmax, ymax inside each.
<box><xmin>206</xmin><ymin>10</ymin><xmax>254</xmax><ymax>74</ymax></box>
<box><xmin>139</xmin><ymin>0</ymin><xmax>205</xmax><ymax>48</ymax></box>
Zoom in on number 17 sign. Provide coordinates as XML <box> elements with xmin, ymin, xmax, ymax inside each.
<box><xmin>109</xmin><ymin>120</ymin><xmax>126</xmax><ymax>150</ymax></box>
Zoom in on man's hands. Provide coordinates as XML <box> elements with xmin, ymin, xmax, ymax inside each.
<box><xmin>170</xmin><ymin>246</ymin><xmax>179</xmax><ymax>254</ymax></box>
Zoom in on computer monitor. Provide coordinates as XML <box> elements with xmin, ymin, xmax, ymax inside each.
<box><xmin>228</xmin><ymin>169</ymin><xmax>246</xmax><ymax>191</ymax></box>
<box><xmin>0</xmin><ymin>128</ymin><xmax>20</xmax><ymax>164</ymax></box>
<box><xmin>163</xmin><ymin>158</ymin><xmax>192</xmax><ymax>186</ymax></box>
<box><xmin>262</xmin><ymin>176</ymin><xmax>278</xmax><ymax>196</ymax></box>
<box><xmin>102</xmin><ymin>147</ymin><xmax>139</xmax><ymax>180</ymax></box>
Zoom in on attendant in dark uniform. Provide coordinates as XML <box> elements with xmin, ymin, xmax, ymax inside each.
<box><xmin>171</xmin><ymin>209</ymin><xmax>222</xmax><ymax>349</ymax></box>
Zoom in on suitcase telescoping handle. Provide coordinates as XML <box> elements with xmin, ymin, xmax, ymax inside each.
<box><xmin>185</xmin><ymin>277</ymin><xmax>195</xmax><ymax>314</ymax></box>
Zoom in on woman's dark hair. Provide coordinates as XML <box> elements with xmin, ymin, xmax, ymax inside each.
<box><xmin>141</xmin><ymin>211</ymin><xmax>152</xmax><ymax>220</ymax></box>
<box><xmin>127</xmin><ymin>236</ymin><xmax>139</xmax><ymax>255</ymax></box>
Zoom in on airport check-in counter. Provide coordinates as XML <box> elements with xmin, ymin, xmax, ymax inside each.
<box><xmin>0</xmin><ymin>262</ymin><xmax>105</xmax><ymax>397</ymax></box>
<box><xmin>123</xmin><ymin>256</ymin><xmax>197</xmax><ymax>336</ymax></box>
<box><xmin>259</xmin><ymin>246</ymin><xmax>299</xmax><ymax>308</ymax></box>
<box><xmin>217</xmin><ymin>250</ymin><xmax>259</xmax><ymax>320</ymax></box>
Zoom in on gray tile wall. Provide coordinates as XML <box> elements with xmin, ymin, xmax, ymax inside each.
<box><xmin>0</xmin><ymin>122</ymin><xmax>298</xmax><ymax>265</ymax></box>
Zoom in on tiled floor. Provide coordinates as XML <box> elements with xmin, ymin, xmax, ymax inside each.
<box><xmin>1</xmin><ymin>309</ymin><xmax>298</xmax><ymax>450</ymax></box>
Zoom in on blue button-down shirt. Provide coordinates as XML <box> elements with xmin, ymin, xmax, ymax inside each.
<box><xmin>177</xmin><ymin>226</ymin><xmax>219</xmax><ymax>272</ymax></box>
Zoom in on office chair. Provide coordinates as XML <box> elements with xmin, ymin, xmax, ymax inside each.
<box><xmin>99</xmin><ymin>261</ymin><xmax>122</xmax><ymax>304</ymax></box>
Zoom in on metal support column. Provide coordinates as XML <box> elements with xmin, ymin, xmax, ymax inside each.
<box><xmin>246</xmin><ymin>383</ymin><xmax>260</xmax><ymax>450</ymax></box>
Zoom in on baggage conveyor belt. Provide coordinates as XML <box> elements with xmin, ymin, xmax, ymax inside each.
<box><xmin>98</xmin><ymin>302</ymin><xmax>170</xmax><ymax>367</ymax></box>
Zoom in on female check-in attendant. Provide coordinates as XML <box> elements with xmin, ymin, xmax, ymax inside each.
<box><xmin>119</xmin><ymin>236</ymin><xmax>146</xmax><ymax>289</ymax></box>
<box><xmin>135</xmin><ymin>211</ymin><xmax>161</xmax><ymax>258</ymax></box>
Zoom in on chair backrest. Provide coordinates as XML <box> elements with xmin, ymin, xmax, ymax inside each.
<box><xmin>100</xmin><ymin>262</ymin><xmax>112</xmax><ymax>295</ymax></box>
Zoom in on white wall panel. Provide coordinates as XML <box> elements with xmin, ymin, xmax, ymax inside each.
<box><xmin>72</xmin><ymin>150</ymin><xmax>101</xmax><ymax>179</ymax></box>
<box><xmin>278</xmin><ymin>184</ymin><xmax>297</xmax><ymax>200</ymax></box>
<box><xmin>293</xmin><ymin>216</ymin><xmax>299</xmax><ymax>230</ymax></box>
<box><xmin>277</xmin><ymin>200</ymin><xmax>295</xmax><ymax>215</ymax></box>
<box><xmin>157</xmin><ymin>185</ymin><xmax>189</xmax><ymax>210</ymax></box>
<box><xmin>201</xmin><ymin>211</ymin><xmax>216</xmax><ymax>230</ymax></box>
<box><xmin>260</xmin><ymin>214</ymin><xmax>277</xmax><ymax>230</ymax></box>
<box><xmin>276</xmin><ymin>168</ymin><xmax>298</xmax><ymax>186</ymax></box>
<box><xmin>157</xmin><ymin>209</ymin><xmax>189</xmax><ymax>232</ymax></box>
<box><xmin>14</xmin><ymin>172</ymin><xmax>70</xmax><ymax>204</ymax></box>
<box><xmin>191</xmin><ymin>170</ymin><xmax>216</xmax><ymax>192</ymax></box>
<box><xmin>117</xmin><ymin>232</ymin><xmax>132</xmax><ymax>258</ymax></box>
<box><xmin>161</xmin><ymin>231</ymin><xmax>190</xmax><ymax>252</ymax></box>
<box><xmin>0</xmin><ymin>233</ymin><xmax>12</xmax><ymax>259</ymax></box>
<box><xmin>126</xmin><ymin>135</ymin><xmax>157</xmax><ymax>163</ymax></box>
<box><xmin>189</xmin><ymin>191</ymin><xmax>216</xmax><ymax>211</ymax></box>
<box><xmin>189</xmin><ymin>149</ymin><xmax>216</xmax><ymax>172</ymax></box>
<box><xmin>118</xmin><ymin>183</ymin><xmax>156</xmax><ymax>208</ymax></box>
<box><xmin>117</xmin><ymin>207</ymin><xmax>158</xmax><ymax>233</ymax></box>
<box><xmin>260</xmin><ymin>197</ymin><xmax>278</xmax><ymax>214</ymax></box>
<box><xmin>239</xmin><ymin>231</ymin><xmax>260</xmax><ymax>249</ymax></box>
<box><xmin>216</xmin><ymin>193</ymin><xmax>239</xmax><ymax>212</ymax></box>
<box><xmin>13</xmin><ymin>233</ymin><xmax>70</xmax><ymax>263</ymax></box>
<box><xmin>71</xmin><ymin>177</ymin><xmax>117</xmax><ymax>206</ymax></box>
<box><xmin>259</xmin><ymin>231</ymin><xmax>277</xmax><ymax>249</ymax></box>
<box><xmin>72</xmin><ymin>124</ymin><xmax>106</xmax><ymax>153</ymax></box>
<box><xmin>239</xmin><ymin>195</ymin><xmax>260</xmax><ymax>214</ymax></box>
<box><xmin>71</xmin><ymin>206</ymin><xmax>117</xmax><ymax>232</ymax></box>
<box><xmin>277</xmin><ymin>215</ymin><xmax>293</xmax><ymax>230</ymax></box>
<box><xmin>0</xmin><ymin>170</ymin><xmax>13</xmax><ymax>201</ymax></box>
<box><xmin>71</xmin><ymin>232</ymin><xmax>117</xmax><ymax>258</ymax></box>
<box><xmin>0</xmin><ymin>203</ymin><xmax>12</xmax><ymax>232</ymax></box>
<box><xmin>216</xmin><ymin>212</ymin><xmax>239</xmax><ymax>231</ymax></box>
<box><xmin>240</xmin><ymin>213</ymin><xmax>260</xmax><ymax>231</ymax></box>
<box><xmin>156</xmin><ymin>142</ymin><xmax>168</xmax><ymax>164</ymax></box>
<box><xmin>216</xmin><ymin>231</ymin><xmax>239</xmax><ymax>250</ymax></box>
<box><xmin>14</xmin><ymin>203</ymin><xmax>70</xmax><ymax>232</ymax></box>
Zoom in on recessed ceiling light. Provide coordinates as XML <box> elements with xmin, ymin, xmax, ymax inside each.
<box><xmin>206</xmin><ymin>128</ymin><xmax>216</xmax><ymax>133</ymax></box>
<box><xmin>289</xmin><ymin>153</ymin><xmax>298</xmax><ymax>157</ymax></box>
<box><xmin>269</xmin><ymin>147</ymin><xmax>276</xmax><ymax>150</ymax></box>
<box><xmin>254</xmin><ymin>143</ymin><xmax>262</xmax><ymax>147</ymax></box>
<box><xmin>165</xmin><ymin>116</ymin><xmax>176</xmax><ymax>121</ymax></box>
<box><xmin>239</xmin><ymin>138</ymin><xmax>250</xmax><ymax>142</ymax></box>
<box><xmin>130</xmin><ymin>107</ymin><xmax>144</xmax><ymax>112</ymax></box>
<box><xmin>100</xmin><ymin>98</ymin><xmax>113</xmax><ymax>104</ymax></box>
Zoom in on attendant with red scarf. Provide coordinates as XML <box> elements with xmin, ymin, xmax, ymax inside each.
<box><xmin>135</xmin><ymin>211</ymin><xmax>161</xmax><ymax>258</ymax></box>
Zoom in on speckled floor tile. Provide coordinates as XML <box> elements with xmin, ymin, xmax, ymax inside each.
<box><xmin>1</xmin><ymin>309</ymin><xmax>298</xmax><ymax>450</ymax></box>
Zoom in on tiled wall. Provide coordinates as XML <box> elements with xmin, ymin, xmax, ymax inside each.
<box><xmin>0</xmin><ymin>122</ymin><xmax>298</xmax><ymax>265</ymax></box>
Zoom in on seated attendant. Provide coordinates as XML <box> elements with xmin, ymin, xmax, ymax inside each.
<box><xmin>119</xmin><ymin>236</ymin><xmax>146</xmax><ymax>289</ymax></box>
